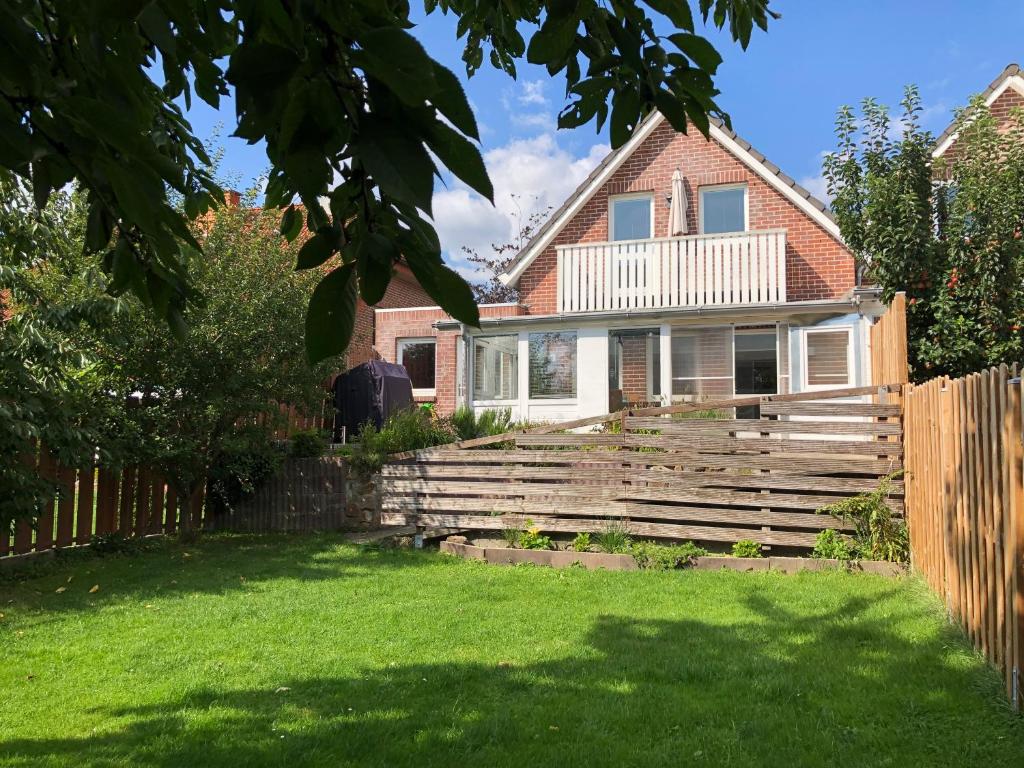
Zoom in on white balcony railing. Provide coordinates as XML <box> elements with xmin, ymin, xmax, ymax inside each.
<box><xmin>555</xmin><ymin>229</ymin><xmax>787</xmax><ymax>313</ymax></box>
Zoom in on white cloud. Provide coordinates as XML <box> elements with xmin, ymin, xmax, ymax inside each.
<box><xmin>797</xmin><ymin>173</ymin><xmax>830</xmax><ymax>205</ymax></box>
<box><xmin>433</xmin><ymin>133</ymin><xmax>609</xmax><ymax>274</ymax></box>
<box><xmin>518</xmin><ymin>80</ymin><xmax>548</xmax><ymax>106</ymax></box>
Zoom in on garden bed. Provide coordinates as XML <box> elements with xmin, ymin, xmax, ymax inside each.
<box><xmin>440</xmin><ymin>538</ymin><xmax>906</xmax><ymax>577</ymax></box>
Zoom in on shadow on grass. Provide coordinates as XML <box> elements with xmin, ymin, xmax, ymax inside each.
<box><xmin>0</xmin><ymin>533</ymin><xmax>435</xmax><ymax>617</ymax></box>
<box><xmin>3</xmin><ymin>591</ymin><xmax>1023</xmax><ymax>767</ymax></box>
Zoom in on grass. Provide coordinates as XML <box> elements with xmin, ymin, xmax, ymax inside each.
<box><xmin>1</xmin><ymin>534</ymin><xmax>1022</xmax><ymax>767</ymax></box>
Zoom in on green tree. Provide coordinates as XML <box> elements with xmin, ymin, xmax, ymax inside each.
<box><xmin>0</xmin><ymin>178</ymin><xmax>120</xmax><ymax>532</ymax></box>
<box><xmin>0</xmin><ymin>0</ymin><xmax>777</xmax><ymax>363</ymax></box>
<box><xmin>27</xmin><ymin>186</ymin><xmax>343</xmax><ymax>526</ymax></box>
<box><xmin>824</xmin><ymin>87</ymin><xmax>1024</xmax><ymax>379</ymax></box>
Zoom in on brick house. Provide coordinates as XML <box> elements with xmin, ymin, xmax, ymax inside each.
<box><xmin>375</xmin><ymin>110</ymin><xmax>889</xmax><ymax>420</ymax></box>
<box><xmin>932</xmin><ymin>62</ymin><xmax>1023</xmax><ymax>164</ymax></box>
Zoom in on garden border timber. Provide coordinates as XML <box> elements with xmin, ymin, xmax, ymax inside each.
<box><xmin>389</xmin><ymin>383</ymin><xmax>906</xmax><ymax>460</ymax></box>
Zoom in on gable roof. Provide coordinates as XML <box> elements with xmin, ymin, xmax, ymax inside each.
<box><xmin>933</xmin><ymin>62</ymin><xmax>1024</xmax><ymax>159</ymax></box>
<box><xmin>498</xmin><ymin>111</ymin><xmax>841</xmax><ymax>287</ymax></box>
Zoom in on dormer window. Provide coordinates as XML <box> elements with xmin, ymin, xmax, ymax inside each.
<box><xmin>609</xmin><ymin>193</ymin><xmax>653</xmax><ymax>241</ymax></box>
<box><xmin>700</xmin><ymin>184</ymin><xmax>747</xmax><ymax>234</ymax></box>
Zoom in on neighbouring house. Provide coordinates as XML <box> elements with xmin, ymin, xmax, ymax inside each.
<box><xmin>374</xmin><ymin>111</ymin><xmax>890</xmax><ymax>421</ymax></box>
<box><xmin>932</xmin><ymin>62</ymin><xmax>1023</xmax><ymax>164</ymax></box>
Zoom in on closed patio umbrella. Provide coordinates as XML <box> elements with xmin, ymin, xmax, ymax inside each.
<box><xmin>667</xmin><ymin>168</ymin><xmax>688</xmax><ymax>236</ymax></box>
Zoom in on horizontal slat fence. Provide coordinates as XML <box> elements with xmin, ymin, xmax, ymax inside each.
<box><xmin>2</xmin><ymin>443</ymin><xmax>205</xmax><ymax>559</ymax></box>
<box><xmin>380</xmin><ymin>387</ymin><xmax>903</xmax><ymax>550</ymax></box>
<box><xmin>904</xmin><ymin>364</ymin><xmax>1024</xmax><ymax>709</ymax></box>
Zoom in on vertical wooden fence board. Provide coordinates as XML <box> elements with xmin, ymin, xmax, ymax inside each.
<box><xmin>165</xmin><ymin>487</ymin><xmax>179</xmax><ymax>535</ymax></box>
<box><xmin>35</xmin><ymin>446</ymin><xmax>58</xmax><ymax>552</ymax></box>
<box><xmin>55</xmin><ymin>462</ymin><xmax>77</xmax><ymax>547</ymax></box>
<box><xmin>76</xmin><ymin>463</ymin><xmax>96</xmax><ymax>545</ymax></box>
<box><xmin>118</xmin><ymin>466</ymin><xmax>137</xmax><ymax>536</ymax></box>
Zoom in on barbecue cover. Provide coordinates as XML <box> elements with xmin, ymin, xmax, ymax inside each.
<box><xmin>333</xmin><ymin>361</ymin><xmax>414</xmax><ymax>437</ymax></box>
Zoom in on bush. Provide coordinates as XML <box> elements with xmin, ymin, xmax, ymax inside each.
<box><xmin>349</xmin><ymin>408</ymin><xmax>458</xmax><ymax>477</ymax></box>
<box><xmin>818</xmin><ymin>473</ymin><xmax>908</xmax><ymax>563</ymax></box>
<box><xmin>449</xmin><ymin>406</ymin><xmax>515</xmax><ymax>441</ymax></box>
<box><xmin>595</xmin><ymin>522</ymin><xmax>632</xmax><ymax>554</ymax></box>
<box><xmin>812</xmin><ymin>529</ymin><xmax>854</xmax><ymax>561</ymax></box>
<box><xmin>731</xmin><ymin>539</ymin><xmax>763</xmax><ymax>558</ymax></box>
<box><xmin>631</xmin><ymin>540</ymin><xmax>707</xmax><ymax>569</ymax></box>
<box><xmin>206</xmin><ymin>426</ymin><xmax>285</xmax><ymax>515</ymax></box>
<box><xmin>289</xmin><ymin>429</ymin><xmax>328</xmax><ymax>458</ymax></box>
<box><xmin>571</xmin><ymin>532</ymin><xmax>592</xmax><ymax>552</ymax></box>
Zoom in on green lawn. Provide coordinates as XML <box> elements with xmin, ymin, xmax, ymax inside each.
<box><xmin>1</xmin><ymin>535</ymin><xmax>1022</xmax><ymax>767</ymax></box>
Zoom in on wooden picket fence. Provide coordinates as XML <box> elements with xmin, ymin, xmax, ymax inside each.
<box><xmin>380</xmin><ymin>384</ymin><xmax>904</xmax><ymax>549</ymax></box>
<box><xmin>1</xmin><ymin>443</ymin><xmax>205</xmax><ymax>559</ymax></box>
<box><xmin>870</xmin><ymin>292</ymin><xmax>910</xmax><ymax>394</ymax></box>
<box><xmin>904</xmin><ymin>364</ymin><xmax>1024</xmax><ymax>709</ymax></box>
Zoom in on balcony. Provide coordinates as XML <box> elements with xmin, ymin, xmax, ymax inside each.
<box><xmin>555</xmin><ymin>229</ymin><xmax>787</xmax><ymax>313</ymax></box>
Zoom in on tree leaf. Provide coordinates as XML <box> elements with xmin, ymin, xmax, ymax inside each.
<box><xmin>424</xmin><ymin>120</ymin><xmax>493</xmax><ymax>202</ymax></box>
<box><xmin>641</xmin><ymin>0</ymin><xmax>695</xmax><ymax>31</ymax></box>
<box><xmin>668</xmin><ymin>33</ymin><xmax>723</xmax><ymax>74</ymax></box>
<box><xmin>354</xmin><ymin>118</ymin><xmax>436</xmax><ymax>214</ymax></box>
<box><xmin>355</xmin><ymin>26</ymin><xmax>437</xmax><ymax>106</ymax></box>
<box><xmin>296</xmin><ymin>232</ymin><xmax>335</xmax><ymax>270</ymax></box>
<box><xmin>305</xmin><ymin>264</ymin><xmax>357</xmax><ymax>364</ymax></box>
<box><xmin>402</xmin><ymin>247</ymin><xmax>479</xmax><ymax>328</ymax></box>
<box><xmin>280</xmin><ymin>205</ymin><xmax>302</xmax><ymax>241</ymax></box>
<box><xmin>526</xmin><ymin>17</ymin><xmax>577</xmax><ymax>65</ymax></box>
<box><xmin>430</xmin><ymin>62</ymin><xmax>479</xmax><ymax>140</ymax></box>
<box><xmin>356</xmin><ymin>232</ymin><xmax>398</xmax><ymax>305</ymax></box>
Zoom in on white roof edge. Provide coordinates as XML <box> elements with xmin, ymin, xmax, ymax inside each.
<box><xmin>933</xmin><ymin>73</ymin><xmax>1024</xmax><ymax>159</ymax></box>
<box><xmin>500</xmin><ymin>112</ymin><xmax>845</xmax><ymax>287</ymax></box>
<box><xmin>500</xmin><ymin>113</ymin><xmax>666</xmax><ymax>286</ymax></box>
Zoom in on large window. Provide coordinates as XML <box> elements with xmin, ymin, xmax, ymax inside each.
<box><xmin>700</xmin><ymin>184</ymin><xmax>747</xmax><ymax>234</ymax></box>
<box><xmin>529</xmin><ymin>331</ymin><xmax>577</xmax><ymax>399</ymax></box>
<box><xmin>473</xmin><ymin>335</ymin><xmax>518</xmax><ymax>401</ymax></box>
<box><xmin>609</xmin><ymin>194</ymin><xmax>653</xmax><ymax>241</ymax></box>
<box><xmin>670</xmin><ymin>327</ymin><xmax>733</xmax><ymax>399</ymax></box>
<box><xmin>609</xmin><ymin>328</ymin><xmax>660</xmax><ymax>410</ymax></box>
<box><xmin>804</xmin><ymin>329</ymin><xmax>851</xmax><ymax>388</ymax></box>
<box><xmin>397</xmin><ymin>338</ymin><xmax>436</xmax><ymax>395</ymax></box>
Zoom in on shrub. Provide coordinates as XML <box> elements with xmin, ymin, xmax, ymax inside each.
<box><xmin>206</xmin><ymin>426</ymin><xmax>285</xmax><ymax>515</ymax></box>
<box><xmin>449</xmin><ymin>406</ymin><xmax>514</xmax><ymax>441</ymax></box>
<box><xmin>595</xmin><ymin>522</ymin><xmax>632</xmax><ymax>554</ymax></box>
<box><xmin>349</xmin><ymin>408</ymin><xmax>458</xmax><ymax>477</ymax></box>
<box><xmin>519</xmin><ymin>520</ymin><xmax>553</xmax><ymax>550</ymax></box>
<box><xmin>818</xmin><ymin>473</ymin><xmax>908</xmax><ymax>563</ymax></box>
<box><xmin>732</xmin><ymin>539</ymin><xmax>763</xmax><ymax>558</ymax></box>
<box><xmin>571</xmin><ymin>532</ymin><xmax>592</xmax><ymax>552</ymax></box>
<box><xmin>812</xmin><ymin>529</ymin><xmax>854</xmax><ymax>561</ymax></box>
<box><xmin>631</xmin><ymin>540</ymin><xmax>707</xmax><ymax>569</ymax></box>
<box><xmin>289</xmin><ymin>429</ymin><xmax>328</xmax><ymax>458</ymax></box>
<box><xmin>500</xmin><ymin>524</ymin><xmax>522</xmax><ymax>549</ymax></box>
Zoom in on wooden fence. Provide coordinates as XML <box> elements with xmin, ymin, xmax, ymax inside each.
<box><xmin>1</xmin><ymin>444</ymin><xmax>204</xmax><ymax>560</ymax></box>
<box><xmin>380</xmin><ymin>385</ymin><xmax>904</xmax><ymax>549</ymax></box>
<box><xmin>904</xmin><ymin>364</ymin><xmax>1024</xmax><ymax>709</ymax></box>
<box><xmin>870</xmin><ymin>292</ymin><xmax>909</xmax><ymax>392</ymax></box>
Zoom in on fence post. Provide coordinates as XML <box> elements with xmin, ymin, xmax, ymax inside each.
<box><xmin>1007</xmin><ymin>377</ymin><xmax>1023</xmax><ymax>711</ymax></box>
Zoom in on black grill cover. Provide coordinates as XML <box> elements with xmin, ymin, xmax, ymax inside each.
<box><xmin>333</xmin><ymin>361</ymin><xmax>414</xmax><ymax>438</ymax></box>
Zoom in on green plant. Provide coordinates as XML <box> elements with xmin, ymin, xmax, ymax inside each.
<box><xmin>349</xmin><ymin>408</ymin><xmax>458</xmax><ymax>478</ymax></box>
<box><xmin>731</xmin><ymin>540</ymin><xmax>763</xmax><ymax>558</ymax></box>
<box><xmin>289</xmin><ymin>429</ymin><xmax>329</xmax><ymax>459</ymax></box>
<box><xmin>500</xmin><ymin>525</ymin><xmax>522</xmax><ymax>549</ymax></box>
<box><xmin>630</xmin><ymin>540</ymin><xmax>707</xmax><ymax>569</ymax></box>
<box><xmin>206</xmin><ymin>426</ymin><xmax>286</xmax><ymax>516</ymax></box>
<box><xmin>812</xmin><ymin>529</ymin><xmax>854</xmax><ymax>561</ymax></box>
<box><xmin>595</xmin><ymin>522</ymin><xmax>632</xmax><ymax>554</ymax></box>
<box><xmin>818</xmin><ymin>473</ymin><xmax>908</xmax><ymax>563</ymax></box>
<box><xmin>449</xmin><ymin>406</ymin><xmax>514</xmax><ymax>441</ymax></box>
<box><xmin>571</xmin><ymin>532</ymin><xmax>592</xmax><ymax>553</ymax></box>
<box><xmin>519</xmin><ymin>520</ymin><xmax>553</xmax><ymax>551</ymax></box>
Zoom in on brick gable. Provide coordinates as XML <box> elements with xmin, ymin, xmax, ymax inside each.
<box><xmin>518</xmin><ymin>119</ymin><xmax>855</xmax><ymax>314</ymax></box>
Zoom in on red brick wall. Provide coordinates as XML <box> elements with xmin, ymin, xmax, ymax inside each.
<box><xmin>347</xmin><ymin>265</ymin><xmax>435</xmax><ymax>369</ymax></box>
<box><xmin>373</xmin><ymin>303</ymin><xmax>524</xmax><ymax>414</ymax></box>
<box><xmin>941</xmin><ymin>84</ymin><xmax>1024</xmax><ymax>166</ymax></box>
<box><xmin>518</xmin><ymin>119</ymin><xmax>855</xmax><ymax>313</ymax></box>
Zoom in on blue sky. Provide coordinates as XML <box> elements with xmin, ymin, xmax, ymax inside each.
<box><xmin>185</xmin><ymin>1</ymin><xmax>1023</xmax><ymax>277</ymax></box>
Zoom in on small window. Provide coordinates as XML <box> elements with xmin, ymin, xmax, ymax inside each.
<box><xmin>529</xmin><ymin>331</ymin><xmax>577</xmax><ymax>399</ymax></box>
<box><xmin>700</xmin><ymin>185</ymin><xmax>747</xmax><ymax>234</ymax></box>
<box><xmin>805</xmin><ymin>329</ymin><xmax>851</xmax><ymax>388</ymax></box>
<box><xmin>473</xmin><ymin>335</ymin><xmax>518</xmax><ymax>401</ymax></box>
<box><xmin>610</xmin><ymin>194</ymin><xmax>653</xmax><ymax>241</ymax></box>
<box><xmin>397</xmin><ymin>338</ymin><xmax>436</xmax><ymax>395</ymax></box>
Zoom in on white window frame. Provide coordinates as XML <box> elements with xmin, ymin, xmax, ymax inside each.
<box><xmin>732</xmin><ymin>325</ymin><xmax>780</xmax><ymax>397</ymax></box>
<box><xmin>470</xmin><ymin>335</ymin><xmax>519</xmax><ymax>405</ymax></box>
<box><xmin>699</xmin><ymin>183</ymin><xmax>749</xmax><ymax>235</ymax></box>
<box><xmin>801</xmin><ymin>326</ymin><xmax>854</xmax><ymax>391</ymax></box>
<box><xmin>608</xmin><ymin>191</ymin><xmax>655</xmax><ymax>242</ymax></box>
<box><xmin>397</xmin><ymin>337</ymin><xmax>437</xmax><ymax>397</ymax></box>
